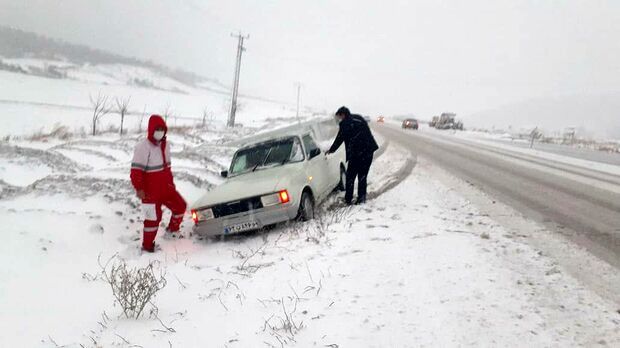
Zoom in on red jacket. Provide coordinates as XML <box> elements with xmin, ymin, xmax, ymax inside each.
<box><xmin>130</xmin><ymin>115</ymin><xmax>175</xmax><ymax>201</ymax></box>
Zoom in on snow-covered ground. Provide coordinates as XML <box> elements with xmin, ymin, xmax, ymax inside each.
<box><xmin>1</xmin><ymin>64</ymin><xmax>618</xmax><ymax>345</ymax></box>
<box><xmin>2</xmin><ymin>119</ymin><xmax>619</xmax><ymax>347</ymax></box>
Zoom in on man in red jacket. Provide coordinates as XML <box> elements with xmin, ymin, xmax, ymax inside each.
<box><xmin>130</xmin><ymin>115</ymin><xmax>187</xmax><ymax>252</ymax></box>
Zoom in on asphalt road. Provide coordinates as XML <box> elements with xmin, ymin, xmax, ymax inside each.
<box><xmin>375</xmin><ymin>124</ymin><xmax>620</xmax><ymax>269</ymax></box>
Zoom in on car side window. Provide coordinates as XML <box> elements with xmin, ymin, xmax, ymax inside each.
<box><xmin>289</xmin><ymin>137</ymin><xmax>305</xmax><ymax>162</ymax></box>
<box><xmin>231</xmin><ymin>154</ymin><xmax>247</xmax><ymax>173</ymax></box>
<box><xmin>302</xmin><ymin>134</ymin><xmax>321</xmax><ymax>159</ymax></box>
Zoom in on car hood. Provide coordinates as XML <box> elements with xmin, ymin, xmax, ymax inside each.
<box><xmin>191</xmin><ymin>164</ymin><xmax>298</xmax><ymax>209</ymax></box>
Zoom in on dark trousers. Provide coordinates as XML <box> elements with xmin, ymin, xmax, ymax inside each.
<box><xmin>345</xmin><ymin>155</ymin><xmax>373</xmax><ymax>203</ymax></box>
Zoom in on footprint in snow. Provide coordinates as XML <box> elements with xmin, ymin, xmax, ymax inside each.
<box><xmin>369</xmin><ymin>237</ymin><xmax>391</xmax><ymax>242</ymax></box>
<box><xmin>89</xmin><ymin>224</ymin><xmax>104</xmax><ymax>234</ymax></box>
<box><xmin>39</xmin><ymin>238</ymin><xmax>52</xmax><ymax>251</ymax></box>
<box><xmin>117</xmin><ymin>243</ymin><xmax>145</xmax><ymax>259</ymax></box>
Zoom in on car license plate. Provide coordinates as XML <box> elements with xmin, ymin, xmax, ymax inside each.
<box><xmin>224</xmin><ymin>221</ymin><xmax>260</xmax><ymax>234</ymax></box>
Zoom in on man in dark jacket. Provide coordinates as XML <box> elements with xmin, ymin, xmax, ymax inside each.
<box><xmin>326</xmin><ymin>106</ymin><xmax>379</xmax><ymax>205</ymax></box>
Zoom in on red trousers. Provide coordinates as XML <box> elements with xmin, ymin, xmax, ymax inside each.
<box><xmin>142</xmin><ymin>189</ymin><xmax>187</xmax><ymax>249</ymax></box>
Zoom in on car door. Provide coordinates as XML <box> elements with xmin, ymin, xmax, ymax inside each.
<box><xmin>302</xmin><ymin>134</ymin><xmax>330</xmax><ymax>200</ymax></box>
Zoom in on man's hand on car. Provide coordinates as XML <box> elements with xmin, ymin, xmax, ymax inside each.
<box><xmin>136</xmin><ymin>189</ymin><xmax>146</xmax><ymax>200</ymax></box>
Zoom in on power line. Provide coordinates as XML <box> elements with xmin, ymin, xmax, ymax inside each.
<box><xmin>227</xmin><ymin>32</ymin><xmax>249</xmax><ymax>128</ymax></box>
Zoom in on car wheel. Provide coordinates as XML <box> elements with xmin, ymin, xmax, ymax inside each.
<box><xmin>297</xmin><ymin>191</ymin><xmax>315</xmax><ymax>221</ymax></box>
<box><xmin>337</xmin><ymin>165</ymin><xmax>346</xmax><ymax>191</ymax></box>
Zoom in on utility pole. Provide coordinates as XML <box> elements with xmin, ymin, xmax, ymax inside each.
<box><xmin>227</xmin><ymin>32</ymin><xmax>249</xmax><ymax>128</ymax></box>
<box><xmin>295</xmin><ymin>82</ymin><xmax>301</xmax><ymax>123</ymax></box>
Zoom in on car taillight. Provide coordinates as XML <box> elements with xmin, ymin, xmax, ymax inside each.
<box><xmin>261</xmin><ymin>190</ymin><xmax>290</xmax><ymax>206</ymax></box>
<box><xmin>192</xmin><ymin>208</ymin><xmax>214</xmax><ymax>223</ymax></box>
<box><xmin>278</xmin><ymin>190</ymin><xmax>290</xmax><ymax>204</ymax></box>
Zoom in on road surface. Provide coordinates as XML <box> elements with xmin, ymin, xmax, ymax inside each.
<box><xmin>374</xmin><ymin>124</ymin><xmax>620</xmax><ymax>270</ymax></box>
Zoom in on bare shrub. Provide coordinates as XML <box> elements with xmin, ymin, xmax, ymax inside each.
<box><xmin>263</xmin><ymin>297</ymin><xmax>304</xmax><ymax>345</ymax></box>
<box><xmin>230</xmin><ymin>240</ymin><xmax>274</xmax><ymax>277</ymax></box>
<box><xmin>299</xmin><ymin>205</ymin><xmax>352</xmax><ymax>244</ymax></box>
<box><xmin>26</xmin><ymin>123</ymin><xmax>72</xmax><ymax>141</ymax></box>
<box><xmin>99</xmin><ymin>255</ymin><xmax>167</xmax><ymax>319</ymax></box>
<box><xmin>104</xmin><ymin>123</ymin><xmax>120</xmax><ymax>134</ymax></box>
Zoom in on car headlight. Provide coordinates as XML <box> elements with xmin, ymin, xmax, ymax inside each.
<box><xmin>261</xmin><ymin>190</ymin><xmax>290</xmax><ymax>207</ymax></box>
<box><xmin>192</xmin><ymin>208</ymin><xmax>214</xmax><ymax>222</ymax></box>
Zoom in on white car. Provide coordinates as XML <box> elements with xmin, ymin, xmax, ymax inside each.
<box><xmin>190</xmin><ymin>130</ymin><xmax>346</xmax><ymax>237</ymax></box>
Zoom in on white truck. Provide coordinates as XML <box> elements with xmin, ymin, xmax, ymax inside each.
<box><xmin>435</xmin><ymin>113</ymin><xmax>463</xmax><ymax>130</ymax></box>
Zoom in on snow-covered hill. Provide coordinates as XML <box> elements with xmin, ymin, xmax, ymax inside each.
<box><xmin>0</xmin><ymin>63</ymin><xmax>304</xmax><ymax>138</ymax></box>
<box><xmin>0</xmin><ymin>56</ymin><xmax>228</xmax><ymax>95</ymax></box>
<box><xmin>0</xmin><ymin>26</ymin><xmax>315</xmax><ymax>138</ymax></box>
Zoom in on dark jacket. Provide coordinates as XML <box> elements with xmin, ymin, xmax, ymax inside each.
<box><xmin>328</xmin><ymin>114</ymin><xmax>379</xmax><ymax>161</ymax></box>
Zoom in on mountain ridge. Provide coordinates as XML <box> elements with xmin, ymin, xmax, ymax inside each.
<box><xmin>0</xmin><ymin>25</ymin><xmax>226</xmax><ymax>89</ymax></box>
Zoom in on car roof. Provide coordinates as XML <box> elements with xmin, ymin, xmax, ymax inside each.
<box><xmin>226</xmin><ymin>117</ymin><xmax>334</xmax><ymax>150</ymax></box>
<box><xmin>235</xmin><ymin>127</ymin><xmax>320</xmax><ymax>150</ymax></box>
<box><xmin>237</xmin><ymin>134</ymin><xmax>301</xmax><ymax>150</ymax></box>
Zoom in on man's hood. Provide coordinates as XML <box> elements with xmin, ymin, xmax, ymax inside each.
<box><xmin>147</xmin><ymin>114</ymin><xmax>167</xmax><ymax>144</ymax></box>
<box><xmin>191</xmin><ymin>166</ymin><xmax>297</xmax><ymax>209</ymax></box>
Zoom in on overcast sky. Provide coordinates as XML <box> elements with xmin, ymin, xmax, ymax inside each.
<box><xmin>1</xmin><ymin>0</ymin><xmax>620</xmax><ymax>119</ymax></box>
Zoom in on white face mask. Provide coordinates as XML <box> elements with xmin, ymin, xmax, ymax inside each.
<box><xmin>153</xmin><ymin>130</ymin><xmax>165</xmax><ymax>141</ymax></box>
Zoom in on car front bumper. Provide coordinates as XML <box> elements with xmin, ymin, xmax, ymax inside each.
<box><xmin>193</xmin><ymin>203</ymin><xmax>298</xmax><ymax>237</ymax></box>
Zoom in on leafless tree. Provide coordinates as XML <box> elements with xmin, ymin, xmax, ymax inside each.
<box><xmin>529</xmin><ymin>126</ymin><xmax>542</xmax><ymax>148</ymax></box>
<box><xmin>90</xmin><ymin>92</ymin><xmax>111</xmax><ymax>136</ymax></box>
<box><xmin>114</xmin><ymin>96</ymin><xmax>131</xmax><ymax>136</ymax></box>
<box><xmin>162</xmin><ymin>103</ymin><xmax>174</xmax><ymax>123</ymax></box>
<box><xmin>201</xmin><ymin>107</ymin><xmax>215</xmax><ymax>128</ymax></box>
<box><xmin>202</xmin><ymin>107</ymin><xmax>208</xmax><ymax>128</ymax></box>
<box><xmin>138</xmin><ymin>105</ymin><xmax>147</xmax><ymax>133</ymax></box>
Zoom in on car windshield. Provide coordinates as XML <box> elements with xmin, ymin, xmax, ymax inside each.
<box><xmin>229</xmin><ymin>137</ymin><xmax>303</xmax><ymax>176</ymax></box>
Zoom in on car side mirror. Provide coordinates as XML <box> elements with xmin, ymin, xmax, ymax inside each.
<box><xmin>309</xmin><ymin>148</ymin><xmax>321</xmax><ymax>159</ymax></box>
<box><xmin>220</xmin><ymin>170</ymin><xmax>228</xmax><ymax>178</ymax></box>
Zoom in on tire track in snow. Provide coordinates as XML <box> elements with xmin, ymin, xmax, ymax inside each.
<box><xmin>323</xmin><ymin>140</ymin><xmax>417</xmax><ymax>210</ymax></box>
<box><xmin>0</xmin><ymin>143</ymin><xmax>90</xmax><ymax>173</ymax></box>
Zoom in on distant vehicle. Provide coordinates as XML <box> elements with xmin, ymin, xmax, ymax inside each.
<box><xmin>363</xmin><ymin>115</ymin><xmax>372</xmax><ymax>123</ymax></box>
<box><xmin>434</xmin><ymin>113</ymin><xmax>463</xmax><ymax>130</ymax></box>
<box><xmin>377</xmin><ymin>116</ymin><xmax>385</xmax><ymax>123</ymax></box>
<box><xmin>429</xmin><ymin>116</ymin><xmax>439</xmax><ymax>128</ymax></box>
<box><xmin>401</xmin><ymin>118</ymin><xmax>419</xmax><ymax>130</ymax></box>
<box><xmin>436</xmin><ymin>113</ymin><xmax>455</xmax><ymax>129</ymax></box>
<box><xmin>190</xmin><ymin>131</ymin><xmax>347</xmax><ymax>237</ymax></box>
